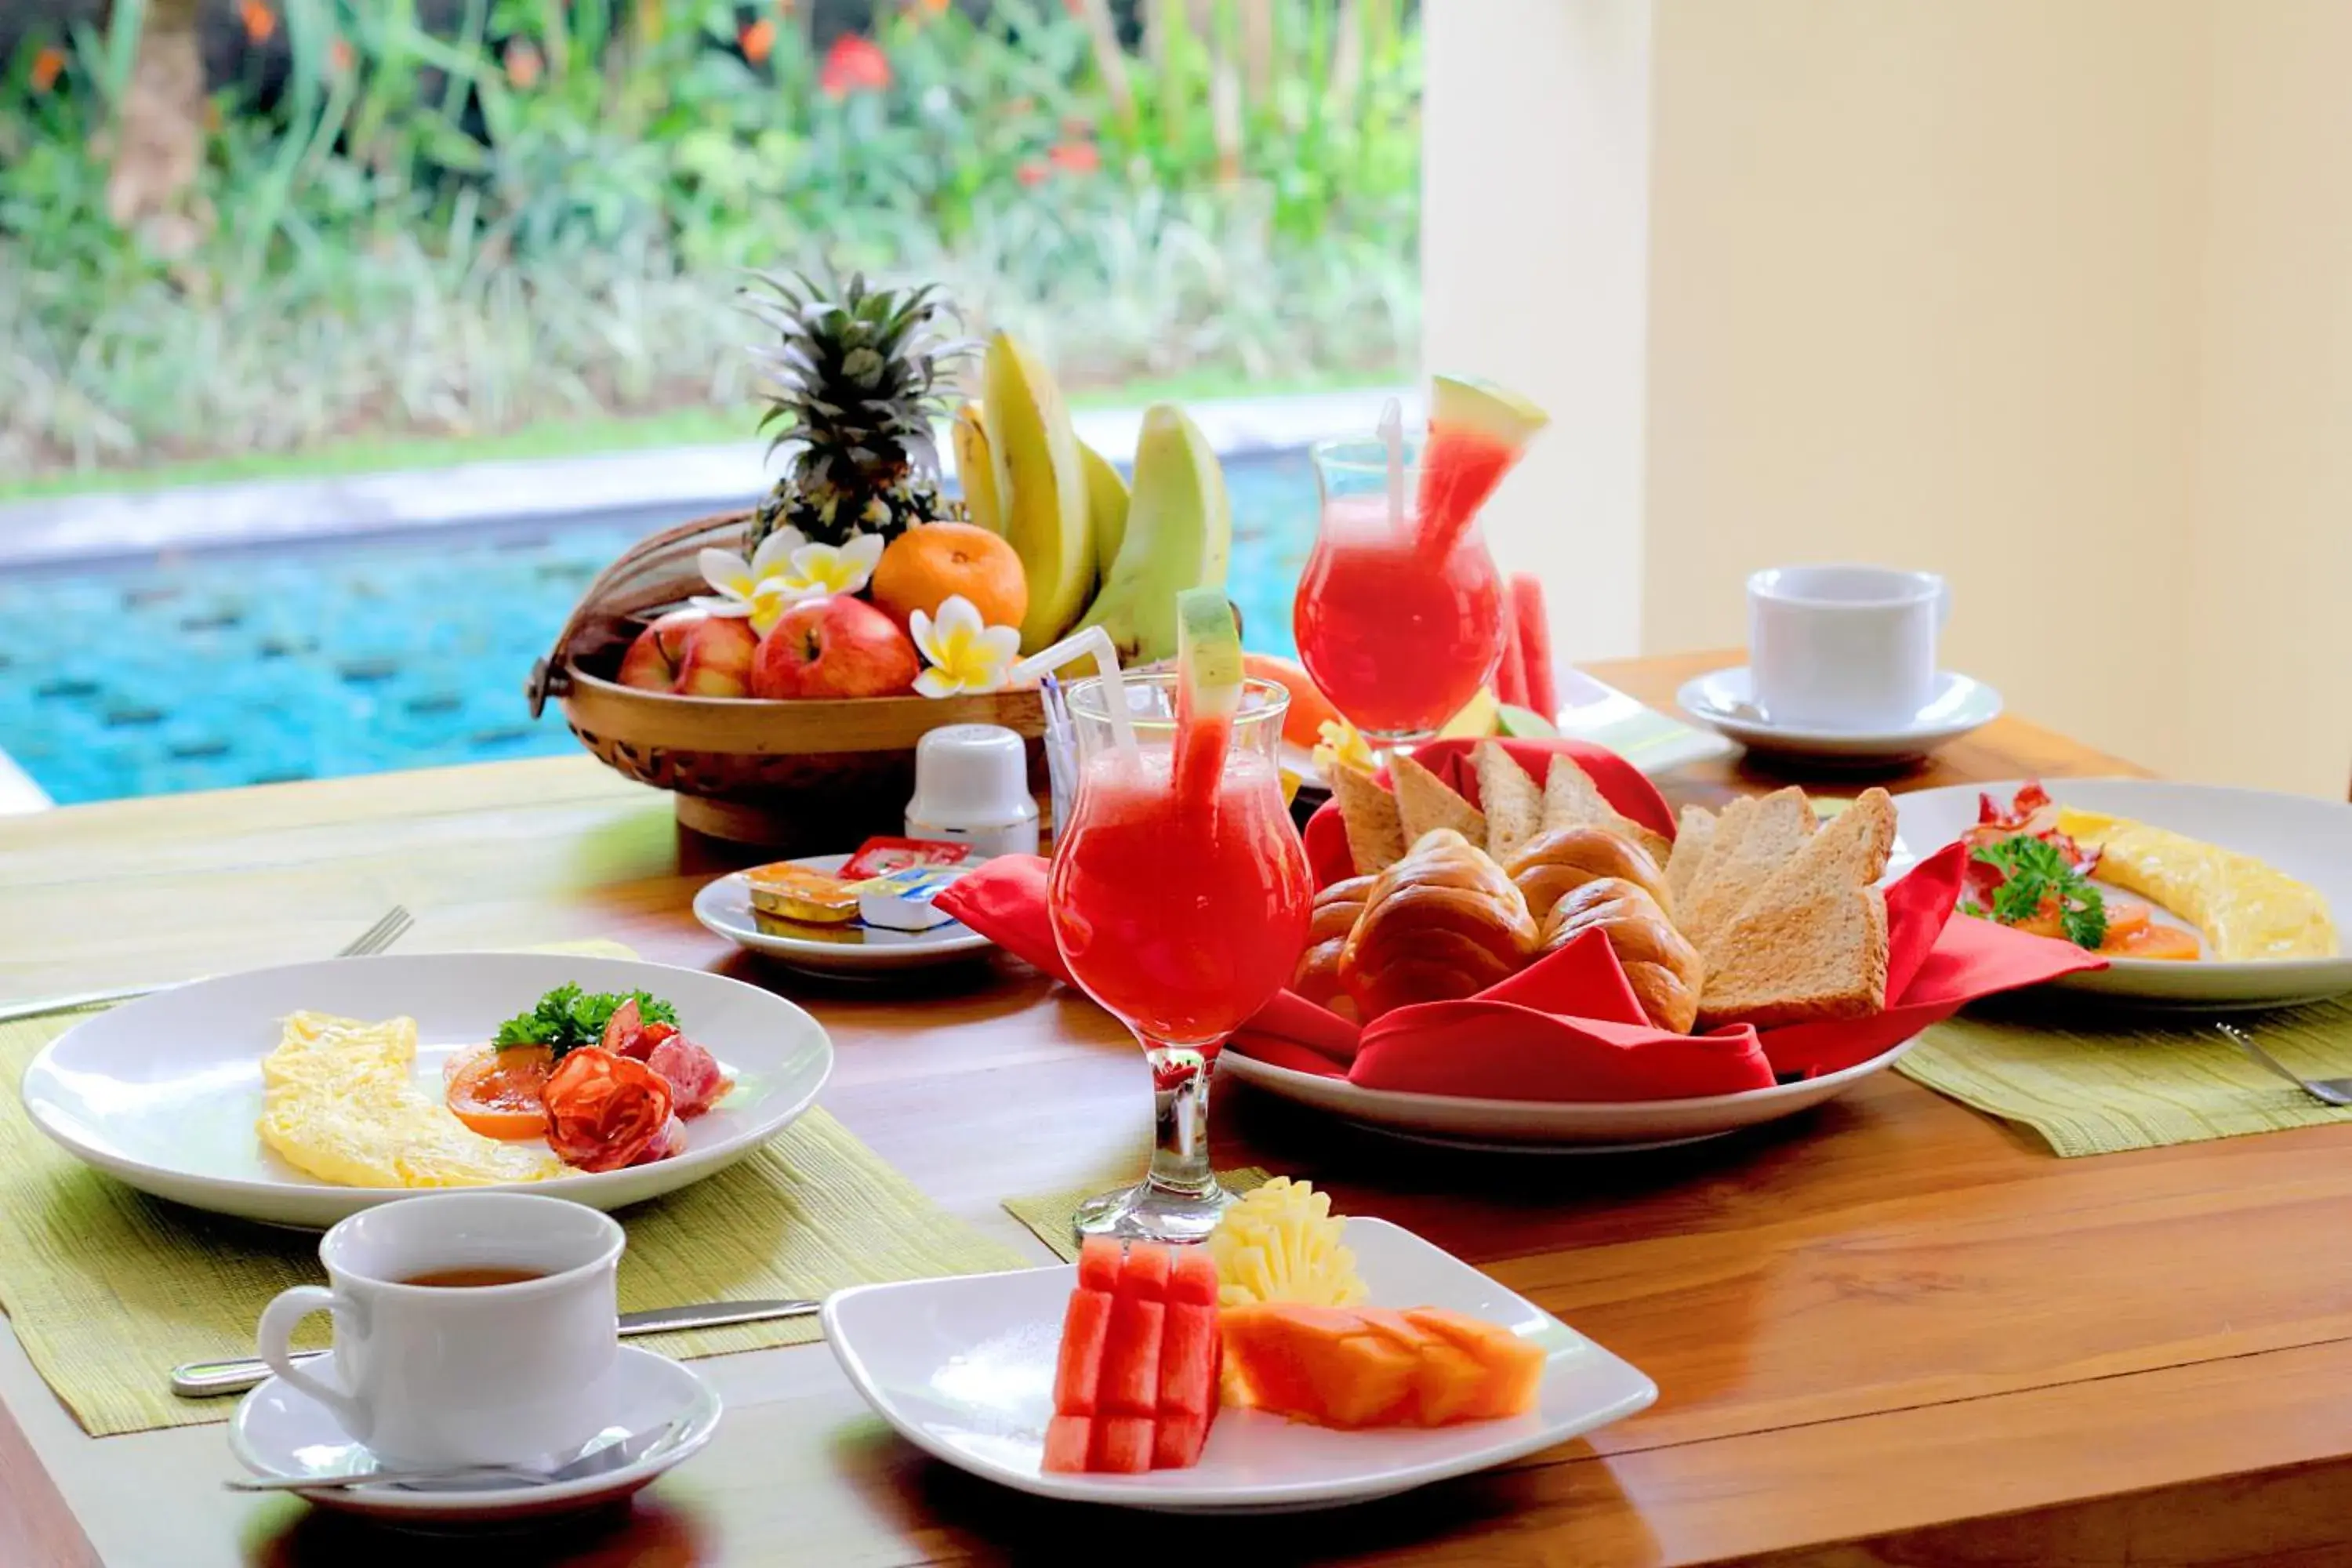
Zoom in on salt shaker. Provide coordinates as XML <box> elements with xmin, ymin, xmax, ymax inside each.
<box><xmin>906</xmin><ymin>724</ymin><xmax>1040</xmax><ymax>857</ymax></box>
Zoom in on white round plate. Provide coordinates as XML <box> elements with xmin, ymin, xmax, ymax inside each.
<box><xmin>1889</xmin><ymin>778</ymin><xmax>2352</xmax><ymax>1007</ymax></box>
<box><xmin>20</xmin><ymin>951</ymin><xmax>833</xmax><ymax>1228</ymax></box>
<box><xmin>1677</xmin><ymin>667</ymin><xmax>2002</xmax><ymax>763</ymax></box>
<box><xmin>694</xmin><ymin>855</ymin><xmax>993</xmax><ymax>975</ymax></box>
<box><xmin>1220</xmin><ymin>1037</ymin><xmax>1916</xmax><ymax>1151</ymax></box>
<box><xmin>821</xmin><ymin>1217</ymin><xmax>1655</xmax><ymax>1513</ymax></box>
<box><xmin>230</xmin><ymin>1344</ymin><xmax>720</xmax><ymax>1525</ymax></box>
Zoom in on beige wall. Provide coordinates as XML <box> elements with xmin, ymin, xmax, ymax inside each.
<box><xmin>1427</xmin><ymin>0</ymin><xmax>2352</xmax><ymax>797</ymax></box>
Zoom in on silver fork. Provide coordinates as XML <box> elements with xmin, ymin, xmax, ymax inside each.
<box><xmin>0</xmin><ymin>906</ymin><xmax>415</xmax><ymax>1025</ymax></box>
<box><xmin>2215</xmin><ymin>1022</ymin><xmax>2352</xmax><ymax>1107</ymax></box>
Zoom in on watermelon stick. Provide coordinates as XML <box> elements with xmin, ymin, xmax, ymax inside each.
<box><xmin>1172</xmin><ymin>588</ymin><xmax>1244</xmax><ymax>816</ymax></box>
<box><xmin>1008</xmin><ymin>625</ymin><xmax>1138</xmax><ymax>763</ymax></box>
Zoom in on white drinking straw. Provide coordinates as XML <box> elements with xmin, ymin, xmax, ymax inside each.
<box><xmin>1008</xmin><ymin>625</ymin><xmax>1139</xmax><ymax>761</ymax></box>
<box><xmin>1377</xmin><ymin>396</ymin><xmax>1406</xmax><ymax>534</ymax></box>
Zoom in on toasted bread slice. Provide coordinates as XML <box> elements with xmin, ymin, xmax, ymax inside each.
<box><xmin>1663</xmin><ymin>806</ymin><xmax>1717</xmax><ymax>916</ymax></box>
<box><xmin>1678</xmin><ymin>788</ymin><xmax>1815</xmax><ymax>957</ymax></box>
<box><xmin>1697</xmin><ymin>789</ymin><xmax>1896</xmax><ymax>1030</ymax></box>
<box><xmin>1333</xmin><ymin>764</ymin><xmax>1407</xmax><ymax>875</ymax></box>
<box><xmin>1473</xmin><ymin>744</ymin><xmax>1545</xmax><ymax>863</ymax></box>
<box><xmin>1539</xmin><ymin>755</ymin><xmax>1671</xmax><ymax>866</ymax></box>
<box><xmin>1393</xmin><ymin>753</ymin><xmax>1486</xmax><ymax>850</ymax></box>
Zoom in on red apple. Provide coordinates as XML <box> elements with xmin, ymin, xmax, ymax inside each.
<box><xmin>751</xmin><ymin>596</ymin><xmax>920</xmax><ymax>699</ymax></box>
<box><xmin>616</xmin><ymin>610</ymin><xmax>758</xmax><ymax>697</ymax></box>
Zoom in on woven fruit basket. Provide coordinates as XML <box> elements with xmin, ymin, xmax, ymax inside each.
<box><xmin>526</xmin><ymin>509</ymin><xmax>1045</xmax><ymax>850</ymax></box>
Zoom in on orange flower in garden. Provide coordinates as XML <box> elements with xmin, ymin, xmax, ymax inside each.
<box><xmin>1017</xmin><ymin>160</ymin><xmax>1048</xmax><ymax>187</ymax></box>
<box><xmin>506</xmin><ymin>39</ymin><xmax>543</xmax><ymax>89</ymax></box>
<box><xmin>818</xmin><ymin>34</ymin><xmax>890</xmax><ymax>98</ymax></box>
<box><xmin>327</xmin><ymin>37</ymin><xmax>354</xmax><ymax>75</ymax></box>
<box><xmin>921</xmin><ymin>0</ymin><xmax>950</xmax><ymax>12</ymax></box>
<box><xmin>240</xmin><ymin>0</ymin><xmax>277</xmax><ymax>44</ymax></box>
<box><xmin>29</xmin><ymin>45</ymin><xmax>64</xmax><ymax>93</ymax></box>
<box><xmin>1048</xmin><ymin>140</ymin><xmax>1099</xmax><ymax>175</ymax></box>
<box><xmin>740</xmin><ymin>16</ymin><xmax>775</xmax><ymax>64</ymax></box>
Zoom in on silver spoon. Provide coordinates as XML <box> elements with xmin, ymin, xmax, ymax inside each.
<box><xmin>226</xmin><ymin>1417</ymin><xmax>681</xmax><ymax>1494</ymax></box>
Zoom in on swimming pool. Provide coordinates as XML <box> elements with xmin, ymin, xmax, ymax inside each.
<box><xmin>0</xmin><ymin>449</ymin><xmax>1319</xmax><ymax>805</ymax></box>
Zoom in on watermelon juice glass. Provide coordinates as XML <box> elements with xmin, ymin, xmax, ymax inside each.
<box><xmin>1294</xmin><ymin>437</ymin><xmax>1508</xmax><ymax>742</ymax></box>
<box><xmin>1047</xmin><ymin>673</ymin><xmax>1313</xmax><ymax>1243</ymax></box>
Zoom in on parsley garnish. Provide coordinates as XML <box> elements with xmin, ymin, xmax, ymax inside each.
<box><xmin>1971</xmin><ymin>837</ymin><xmax>2107</xmax><ymax>949</ymax></box>
<box><xmin>493</xmin><ymin>982</ymin><xmax>678</xmax><ymax>1060</ymax></box>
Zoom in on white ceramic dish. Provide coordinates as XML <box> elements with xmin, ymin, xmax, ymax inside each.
<box><xmin>1889</xmin><ymin>778</ymin><xmax>2352</xmax><ymax>1007</ymax></box>
<box><xmin>1220</xmin><ymin>1038</ymin><xmax>1916</xmax><ymax>1152</ymax></box>
<box><xmin>230</xmin><ymin>1344</ymin><xmax>720</xmax><ymax>1526</ymax></box>
<box><xmin>821</xmin><ymin>1217</ymin><xmax>1655</xmax><ymax>1513</ymax></box>
<box><xmin>694</xmin><ymin>854</ymin><xmax>994</xmax><ymax>975</ymax></box>
<box><xmin>1677</xmin><ymin>667</ymin><xmax>2002</xmax><ymax>764</ymax></box>
<box><xmin>20</xmin><ymin>951</ymin><xmax>833</xmax><ymax>1228</ymax></box>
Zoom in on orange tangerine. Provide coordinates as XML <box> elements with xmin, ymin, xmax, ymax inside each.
<box><xmin>870</xmin><ymin>523</ymin><xmax>1028</xmax><ymax>633</ymax></box>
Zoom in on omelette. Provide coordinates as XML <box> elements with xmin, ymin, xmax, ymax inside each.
<box><xmin>2056</xmin><ymin>808</ymin><xmax>2338</xmax><ymax>962</ymax></box>
<box><xmin>258</xmin><ymin>1011</ymin><xmax>564</xmax><ymax>1188</ymax></box>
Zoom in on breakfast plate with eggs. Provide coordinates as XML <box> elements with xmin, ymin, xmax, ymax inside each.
<box><xmin>20</xmin><ymin>952</ymin><xmax>833</xmax><ymax>1228</ymax></box>
<box><xmin>1889</xmin><ymin>779</ymin><xmax>2352</xmax><ymax>1007</ymax></box>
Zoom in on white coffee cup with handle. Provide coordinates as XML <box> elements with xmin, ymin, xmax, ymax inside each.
<box><xmin>1748</xmin><ymin>565</ymin><xmax>1949</xmax><ymax>730</ymax></box>
<box><xmin>256</xmin><ymin>1191</ymin><xmax>623</xmax><ymax>1468</ymax></box>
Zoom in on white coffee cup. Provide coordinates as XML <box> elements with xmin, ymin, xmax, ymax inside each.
<box><xmin>256</xmin><ymin>1192</ymin><xmax>623</xmax><ymax>1468</ymax></box>
<box><xmin>1748</xmin><ymin>565</ymin><xmax>1950</xmax><ymax>730</ymax></box>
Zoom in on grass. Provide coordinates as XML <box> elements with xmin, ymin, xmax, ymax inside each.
<box><xmin>0</xmin><ymin>366</ymin><xmax>1402</xmax><ymax>506</ymax></box>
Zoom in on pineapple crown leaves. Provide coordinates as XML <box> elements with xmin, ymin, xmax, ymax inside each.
<box><xmin>738</xmin><ymin>269</ymin><xmax>978</xmax><ymax>482</ymax></box>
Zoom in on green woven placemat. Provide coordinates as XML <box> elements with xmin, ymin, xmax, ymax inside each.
<box><xmin>1004</xmin><ymin>1167</ymin><xmax>1272</xmax><ymax>1261</ymax></box>
<box><xmin>1900</xmin><ymin>996</ymin><xmax>2352</xmax><ymax>1156</ymax></box>
<box><xmin>0</xmin><ymin>995</ymin><xmax>1028</xmax><ymax>1438</ymax></box>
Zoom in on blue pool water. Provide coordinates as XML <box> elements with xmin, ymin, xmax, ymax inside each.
<box><xmin>0</xmin><ymin>449</ymin><xmax>1318</xmax><ymax>805</ymax></box>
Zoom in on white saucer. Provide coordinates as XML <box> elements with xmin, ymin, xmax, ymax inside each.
<box><xmin>694</xmin><ymin>854</ymin><xmax>995</xmax><ymax>975</ymax></box>
<box><xmin>821</xmin><ymin>1217</ymin><xmax>1655</xmax><ymax>1513</ymax></box>
<box><xmin>1676</xmin><ymin>668</ymin><xmax>2002</xmax><ymax>764</ymax></box>
<box><xmin>1221</xmin><ymin>1037</ymin><xmax>1917</xmax><ymax>1151</ymax></box>
<box><xmin>229</xmin><ymin>1344</ymin><xmax>721</xmax><ymax>1526</ymax></box>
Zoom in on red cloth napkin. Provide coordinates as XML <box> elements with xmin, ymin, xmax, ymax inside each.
<box><xmin>934</xmin><ymin>741</ymin><xmax>2108</xmax><ymax>1103</ymax></box>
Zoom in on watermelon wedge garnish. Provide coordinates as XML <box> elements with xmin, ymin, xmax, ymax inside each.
<box><xmin>1416</xmin><ymin>375</ymin><xmax>1549</xmax><ymax>560</ymax></box>
<box><xmin>1172</xmin><ymin>587</ymin><xmax>1243</xmax><ymax>814</ymax></box>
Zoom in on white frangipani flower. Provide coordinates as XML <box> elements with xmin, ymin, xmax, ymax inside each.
<box><xmin>910</xmin><ymin>595</ymin><xmax>1022</xmax><ymax>699</ymax></box>
<box><xmin>690</xmin><ymin>529</ymin><xmax>886</xmax><ymax>635</ymax></box>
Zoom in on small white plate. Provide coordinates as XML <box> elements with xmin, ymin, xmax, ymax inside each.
<box><xmin>230</xmin><ymin>1344</ymin><xmax>720</xmax><ymax>1526</ymax></box>
<box><xmin>1677</xmin><ymin>668</ymin><xmax>2002</xmax><ymax>763</ymax></box>
<box><xmin>20</xmin><ymin>951</ymin><xmax>833</xmax><ymax>1228</ymax></box>
<box><xmin>1220</xmin><ymin>1039</ymin><xmax>1916</xmax><ymax>1152</ymax></box>
<box><xmin>694</xmin><ymin>855</ymin><xmax>994</xmax><ymax>975</ymax></box>
<box><xmin>1889</xmin><ymin>778</ymin><xmax>2352</xmax><ymax>1007</ymax></box>
<box><xmin>821</xmin><ymin>1218</ymin><xmax>1655</xmax><ymax>1513</ymax></box>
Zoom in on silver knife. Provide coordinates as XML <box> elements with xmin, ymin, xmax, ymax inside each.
<box><xmin>171</xmin><ymin>1298</ymin><xmax>819</xmax><ymax>1398</ymax></box>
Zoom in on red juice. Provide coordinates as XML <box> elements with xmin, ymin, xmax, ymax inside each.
<box><xmin>1292</xmin><ymin>495</ymin><xmax>1507</xmax><ymax>737</ymax></box>
<box><xmin>1048</xmin><ymin>745</ymin><xmax>1312</xmax><ymax>1049</ymax></box>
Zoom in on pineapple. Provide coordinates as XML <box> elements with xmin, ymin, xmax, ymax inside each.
<box><xmin>742</xmin><ymin>270</ymin><xmax>975</xmax><ymax>550</ymax></box>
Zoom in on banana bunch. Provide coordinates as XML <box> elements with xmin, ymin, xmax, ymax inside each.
<box><xmin>954</xmin><ymin>332</ymin><xmax>1231</xmax><ymax>662</ymax></box>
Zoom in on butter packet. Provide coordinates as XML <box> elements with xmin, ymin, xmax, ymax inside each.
<box><xmin>852</xmin><ymin>866</ymin><xmax>968</xmax><ymax>933</ymax></box>
<box><xmin>743</xmin><ymin>862</ymin><xmax>859</xmax><ymax>925</ymax></box>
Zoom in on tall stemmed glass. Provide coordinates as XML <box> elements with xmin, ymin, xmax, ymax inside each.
<box><xmin>1047</xmin><ymin>673</ymin><xmax>1314</xmax><ymax>1243</ymax></box>
<box><xmin>1294</xmin><ymin>437</ymin><xmax>1508</xmax><ymax>748</ymax></box>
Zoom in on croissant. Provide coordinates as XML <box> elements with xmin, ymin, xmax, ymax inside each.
<box><xmin>1540</xmin><ymin>877</ymin><xmax>1703</xmax><ymax>1034</ymax></box>
<box><xmin>1504</xmin><ymin>826</ymin><xmax>1672</xmax><ymax>927</ymax></box>
<box><xmin>1292</xmin><ymin>876</ymin><xmax>1375</xmax><ymax>1021</ymax></box>
<box><xmin>1341</xmin><ymin>830</ymin><xmax>1539</xmax><ymax>1022</ymax></box>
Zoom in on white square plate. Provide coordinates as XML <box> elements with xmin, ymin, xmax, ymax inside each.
<box><xmin>820</xmin><ymin>1218</ymin><xmax>1657</xmax><ymax>1513</ymax></box>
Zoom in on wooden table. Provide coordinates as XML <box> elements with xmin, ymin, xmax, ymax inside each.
<box><xmin>4</xmin><ymin>651</ymin><xmax>2347</xmax><ymax>1566</ymax></box>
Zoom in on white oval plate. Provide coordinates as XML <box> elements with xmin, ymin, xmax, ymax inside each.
<box><xmin>821</xmin><ymin>1217</ymin><xmax>1655</xmax><ymax>1513</ymax></box>
<box><xmin>1888</xmin><ymin>778</ymin><xmax>2352</xmax><ymax>1007</ymax></box>
<box><xmin>20</xmin><ymin>951</ymin><xmax>833</xmax><ymax>1228</ymax></box>
<box><xmin>1677</xmin><ymin>667</ymin><xmax>2002</xmax><ymax>763</ymax></box>
<box><xmin>1219</xmin><ymin>1038</ymin><xmax>1917</xmax><ymax>1152</ymax></box>
<box><xmin>694</xmin><ymin>855</ymin><xmax>993</xmax><ymax>975</ymax></box>
<box><xmin>230</xmin><ymin>1344</ymin><xmax>720</xmax><ymax>1525</ymax></box>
